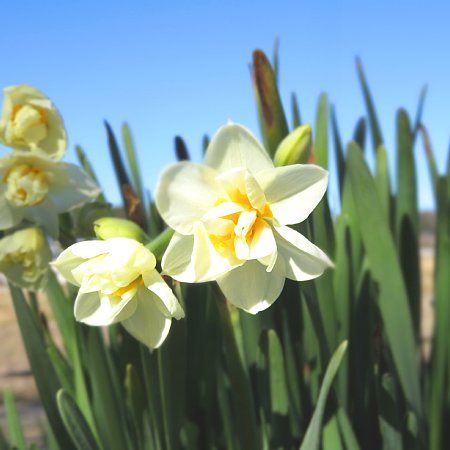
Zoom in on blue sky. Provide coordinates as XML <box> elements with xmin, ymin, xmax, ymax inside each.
<box><xmin>1</xmin><ymin>0</ymin><xmax>449</xmax><ymax>210</ymax></box>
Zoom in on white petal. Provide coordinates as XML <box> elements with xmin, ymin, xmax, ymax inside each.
<box><xmin>247</xmin><ymin>218</ymin><xmax>277</xmax><ymax>260</ymax></box>
<box><xmin>52</xmin><ymin>240</ymin><xmax>110</xmax><ymax>285</ymax></box>
<box><xmin>23</xmin><ymin>198</ymin><xmax>59</xmax><ymax>238</ymax></box>
<box><xmin>202</xmin><ymin>201</ymin><xmax>243</xmax><ymax>221</ymax></box>
<box><xmin>49</xmin><ymin>163</ymin><xmax>101</xmax><ymax>210</ymax></box>
<box><xmin>204</xmin><ymin>123</ymin><xmax>273</xmax><ymax>173</ymax></box>
<box><xmin>121</xmin><ymin>289</ymin><xmax>172</xmax><ymax>349</ymax></box>
<box><xmin>161</xmin><ymin>232</ymin><xmax>196</xmax><ymax>282</ymax></box>
<box><xmin>74</xmin><ymin>291</ymin><xmax>137</xmax><ymax>326</ymax></box>
<box><xmin>257</xmin><ymin>164</ymin><xmax>328</xmax><ymax>225</ymax></box>
<box><xmin>274</xmin><ymin>224</ymin><xmax>334</xmax><ymax>281</ymax></box>
<box><xmin>142</xmin><ymin>269</ymin><xmax>185</xmax><ymax>319</ymax></box>
<box><xmin>0</xmin><ymin>192</ymin><xmax>22</xmax><ymax>230</ymax></box>
<box><xmin>217</xmin><ymin>259</ymin><xmax>285</xmax><ymax>314</ymax></box>
<box><xmin>162</xmin><ymin>225</ymin><xmax>238</xmax><ymax>283</ymax></box>
<box><xmin>155</xmin><ymin>162</ymin><xmax>225</xmax><ymax>234</ymax></box>
<box><xmin>245</xmin><ymin>171</ymin><xmax>266</xmax><ymax>211</ymax></box>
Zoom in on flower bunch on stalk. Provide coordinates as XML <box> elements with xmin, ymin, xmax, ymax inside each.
<box><xmin>0</xmin><ymin>85</ymin><xmax>100</xmax><ymax>290</ymax></box>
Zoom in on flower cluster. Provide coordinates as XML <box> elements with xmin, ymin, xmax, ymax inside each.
<box><xmin>0</xmin><ymin>85</ymin><xmax>100</xmax><ymax>288</ymax></box>
<box><xmin>1</xmin><ymin>84</ymin><xmax>332</xmax><ymax>349</ymax></box>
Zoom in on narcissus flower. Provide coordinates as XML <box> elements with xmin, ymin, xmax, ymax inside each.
<box><xmin>0</xmin><ymin>85</ymin><xmax>67</xmax><ymax>160</ymax></box>
<box><xmin>52</xmin><ymin>237</ymin><xmax>184</xmax><ymax>348</ymax></box>
<box><xmin>0</xmin><ymin>151</ymin><xmax>100</xmax><ymax>237</ymax></box>
<box><xmin>0</xmin><ymin>227</ymin><xmax>52</xmax><ymax>290</ymax></box>
<box><xmin>156</xmin><ymin>123</ymin><xmax>333</xmax><ymax>314</ymax></box>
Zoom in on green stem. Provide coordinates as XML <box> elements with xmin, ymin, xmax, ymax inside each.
<box><xmin>213</xmin><ymin>284</ymin><xmax>260</xmax><ymax>450</ymax></box>
<box><xmin>146</xmin><ymin>228</ymin><xmax>175</xmax><ymax>259</ymax></box>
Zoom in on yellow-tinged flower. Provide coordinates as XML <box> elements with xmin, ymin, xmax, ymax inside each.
<box><xmin>0</xmin><ymin>151</ymin><xmax>101</xmax><ymax>237</ymax></box>
<box><xmin>156</xmin><ymin>123</ymin><xmax>333</xmax><ymax>314</ymax></box>
<box><xmin>0</xmin><ymin>85</ymin><xmax>67</xmax><ymax>160</ymax></box>
<box><xmin>0</xmin><ymin>227</ymin><xmax>52</xmax><ymax>290</ymax></box>
<box><xmin>52</xmin><ymin>237</ymin><xmax>184</xmax><ymax>349</ymax></box>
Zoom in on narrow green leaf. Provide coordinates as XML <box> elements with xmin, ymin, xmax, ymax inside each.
<box><xmin>396</xmin><ymin>109</ymin><xmax>420</xmax><ymax>332</ymax></box>
<box><xmin>202</xmin><ymin>134</ymin><xmax>210</xmax><ymax>155</ymax></box>
<box><xmin>75</xmin><ymin>145</ymin><xmax>106</xmax><ymax>203</ymax></box>
<box><xmin>330</xmin><ymin>105</ymin><xmax>345</xmax><ymax>195</ymax></box>
<box><xmin>353</xmin><ymin>117</ymin><xmax>366</xmax><ymax>152</ymax></box>
<box><xmin>105</xmin><ymin>120</ymin><xmax>131</xmax><ymax>198</ymax></box>
<box><xmin>412</xmin><ymin>84</ymin><xmax>427</xmax><ymax>141</ymax></box>
<box><xmin>174</xmin><ymin>136</ymin><xmax>190</xmax><ymax>161</ymax></box>
<box><xmin>280</xmin><ymin>308</ymin><xmax>302</xmax><ymax>438</ymax></box>
<box><xmin>347</xmin><ymin>142</ymin><xmax>422</xmax><ymax>418</ymax></box>
<box><xmin>333</xmin><ymin>216</ymin><xmax>352</xmax><ymax>408</ymax></box>
<box><xmin>429</xmin><ymin>176</ymin><xmax>450</xmax><ymax>450</ymax></box>
<box><xmin>87</xmin><ymin>328</ymin><xmax>130</xmax><ymax>450</ymax></box>
<box><xmin>47</xmin><ymin>342</ymin><xmax>74</xmax><ymax>396</ymax></box>
<box><xmin>158</xmin><ymin>312</ymin><xmax>187</xmax><ymax>450</ymax></box>
<box><xmin>299</xmin><ymin>341</ymin><xmax>348</xmax><ymax>450</ymax></box>
<box><xmin>45</xmin><ymin>270</ymin><xmax>76</xmax><ymax>356</ymax></box>
<box><xmin>378</xmin><ymin>375</ymin><xmax>403</xmax><ymax>450</ymax></box>
<box><xmin>419</xmin><ymin>124</ymin><xmax>439</xmax><ymax>199</ymax></box>
<box><xmin>9</xmin><ymin>285</ymin><xmax>75</xmax><ymax>450</ymax></box>
<box><xmin>272</xmin><ymin>37</ymin><xmax>280</xmax><ymax>85</ymax></box>
<box><xmin>374</xmin><ymin>145</ymin><xmax>391</xmax><ymax>220</ymax></box>
<box><xmin>4</xmin><ymin>387</ymin><xmax>26</xmax><ymax>450</ymax></box>
<box><xmin>215</xmin><ymin>285</ymin><xmax>260</xmax><ymax>450</ymax></box>
<box><xmin>105</xmin><ymin>121</ymin><xmax>146</xmax><ymax>227</ymax></box>
<box><xmin>140</xmin><ymin>345</ymin><xmax>164</xmax><ymax>450</ymax></box>
<box><xmin>217</xmin><ymin>369</ymin><xmax>238</xmax><ymax>450</ymax></box>
<box><xmin>57</xmin><ymin>390</ymin><xmax>101</xmax><ymax>450</ymax></box>
<box><xmin>396</xmin><ymin>109</ymin><xmax>419</xmax><ymax>236</ymax></box>
<box><xmin>291</xmin><ymin>92</ymin><xmax>302</xmax><ymax>128</ymax></box>
<box><xmin>322</xmin><ymin>416</ymin><xmax>343</xmax><ymax>450</ymax></box>
<box><xmin>267</xmin><ymin>329</ymin><xmax>290</xmax><ymax>448</ymax></box>
<box><xmin>122</xmin><ymin>122</ymin><xmax>146</xmax><ymax>209</ymax></box>
<box><xmin>314</xmin><ymin>93</ymin><xmax>329</xmax><ymax>169</ymax></box>
<box><xmin>336</xmin><ymin>408</ymin><xmax>360</xmax><ymax>450</ymax></box>
<box><xmin>252</xmin><ymin>49</ymin><xmax>289</xmax><ymax>156</ymax></box>
<box><xmin>356</xmin><ymin>57</ymin><xmax>384</xmax><ymax>150</ymax></box>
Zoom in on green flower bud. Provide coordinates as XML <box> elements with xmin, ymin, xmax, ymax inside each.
<box><xmin>273</xmin><ymin>124</ymin><xmax>312</xmax><ymax>166</ymax></box>
<box><xmin>94</xmin><ymin>217</ymin><xmax>149</xmax><ymax>243</ymax></box>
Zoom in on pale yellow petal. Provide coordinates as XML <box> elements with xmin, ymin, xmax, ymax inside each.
<box><xmin>257</xmin><ymin>164</ymin><xmax>328</xmax><ymax>225</ymax></box>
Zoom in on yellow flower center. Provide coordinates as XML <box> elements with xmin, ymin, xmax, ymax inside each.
<box><xmin>6</xmin><ymin>103</ymin><xmax>48</xmax><ymax>147</ymax></box>
<box><xmin>209</xmin><ymin>188</ymin><xmax>273</xmax><ymax>259</ymax></box>
<box><xmin>111</xmin><ymin>275</ymin><xmax>144</xmax><ymax>298</ymax></box>
<box><xmin>4</xmin><ymin>249</ymin><xmax>38</xmax><ymax>282</ymax></box>
<box><xmin>3</xmin><ymin>164</ymin><xmax>50</xmax><ymax>207</ymax></box>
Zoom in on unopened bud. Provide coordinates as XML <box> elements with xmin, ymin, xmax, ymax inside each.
<box><xmin>94</xmin><ymin>217</ymin><xmax>149</xmax><ymax>243</ymax></box>
<box><xmin>274</xmin><ymin>124</ymin><xmax>312</xmax><ymax>166</ymax></box>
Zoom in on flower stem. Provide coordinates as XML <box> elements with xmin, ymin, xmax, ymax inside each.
<box><xmin>145</xmin><ymin>228</ymin><xmax>174</xmax><ymax>259</ymax></box>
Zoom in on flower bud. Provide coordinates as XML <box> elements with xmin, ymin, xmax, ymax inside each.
<box><xmin>94</xmin><ymin>217</ymin><xmax>149</xmax><ymax>243</ymax></box>
<box><xmin>273</xmin><ymin>124</ymin><xmax>312</xmax><ymax>166</ymax></box>
<box><xmin>0</xmin><ymin>227</ymin><xmax>52</xmax><ymax>290</ymax></box>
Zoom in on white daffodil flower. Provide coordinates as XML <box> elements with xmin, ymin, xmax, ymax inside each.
<box><xmin>0</xmin><ymin>227</ymin><xmax>52</xmax><ymax>290</ymax></box>
<box><xmin>0</xmin><ymin>85</ymin><xmax>67</xmax><ymax>160</ymax></box>
<box><xmin>52</xmin><ymin>237</ymin><xmax>184</xmax><ymax>349</ymax></box>
<box><xmin>156</xmin><ymin>123</ymin><xmax>333</xmax><ymax>314</ymax></box>
<box><xmin>0</xmin><ymin>151</ymin><xmax>101</xmax><ymax>237</ymax></box>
